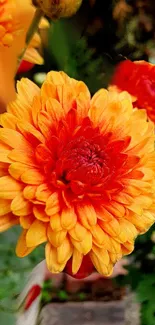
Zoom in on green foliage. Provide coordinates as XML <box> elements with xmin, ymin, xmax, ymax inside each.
<box><xmin>77</xmin><ymin>292</ymin><xmax>87</xmax><ymax>301</ymax></box>
<box><xmin>47</xmin><ymin>21</ymin><xmax>111</xmax><ymax>93</ymax></box>
<box><xmin>137</xmin><ymin>275</ymin><xmax>155</xmax><ymax>325</ymax></box>
<box><xmin>64</xmin><ymin>37</ymin><xmax>103</xmax><ymax>93</ymax></box>
<box><xmin>118</xmin><ymin>224</ymin><xmax>155</xmax><ymax>325</ymax></box>
<box><xmin>137</xmin><ymin>275</ymin><xmax>155</xmax><ymax>304</ymax></box>
<box><xmin>57</xmin><ymin>290</ymin><xmax>69</xmax><ymax>301</ymax></box>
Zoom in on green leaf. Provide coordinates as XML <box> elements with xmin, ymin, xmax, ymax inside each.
<box><xmin>141</xmin><ymin>302</ymin><xmax>155</xmax><ymax>325</ymax></box>
<box><xmin>137</xmin><ymin>275</ymin><xmax>155</xmax><ymax>303</ymax></box>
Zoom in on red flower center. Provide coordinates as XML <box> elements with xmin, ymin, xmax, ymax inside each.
<box><xmin>56</xmin><ymin>136</ymin><xmax>107</xmax><ymax>186</ymax></box>
<box><xmin>35</xmin><ymin>116</ymin><xmax>131</xmax><ymax>201</ymax></box>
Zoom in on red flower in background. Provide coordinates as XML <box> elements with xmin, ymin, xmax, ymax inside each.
<box><xmin>111</xmin><ymin>60</ymin><xmax>155</xmax><ymax>122</ymax></box>
<box><xmin>18</xmin><ymin>61</ymin><xmax>35</xmax><ymax>74</ymax></box>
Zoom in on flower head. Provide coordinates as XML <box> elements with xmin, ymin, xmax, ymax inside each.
<box><xmin>0</xmin><ymin>71</ymin><xmax>155</xmax><ymax>278</ymax></box>
<box><xmin>33</xmin><ymin>0</ymin><xmax>82</xmax><ymax>19</ymax></box>
<box><xmin>111</xmin><ymin>59</ymin><xmax>155</xmax><ymax>122</ymax></box>
<box><xmin>0</xmin><ymin>0</ymin><xmax>49</xmax><ymax>108</ymax></box>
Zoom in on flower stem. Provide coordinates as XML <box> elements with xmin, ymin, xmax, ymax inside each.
<box><xmin>16</xmin><ymin>8</ymin><xmax>43</xmax><ymax>73</ymax></box>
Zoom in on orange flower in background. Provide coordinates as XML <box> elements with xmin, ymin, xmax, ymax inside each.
<box><xmin>111</xmin><ymin>60</ymin><xmax>155</xmax><ymax>123</ymax></box>
<box><xmin>0</xmin><ymin>0</ymin><xmax>17</xmax><ymax>47</ymax></box>
<box><xmin>0</xmin><ymin>0</ymin><xmax>49</xmax><ymax>108</ymax></box>
<box><xmin>0</xmin><ymin>71</ymin><xmax>155</xmax><ymax>278</ymax></box>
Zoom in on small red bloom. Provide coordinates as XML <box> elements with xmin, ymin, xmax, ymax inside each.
<box><xmin>24</xmin><ymin>285</ymin><xmax>41</xmax><ymax>311</ymax></box>
<box><xmin>111</xmin><ymin>60</ymin><xmax>155</xmax><ymax>122</ymax></box>
<box><xmin>18</xmin><ymin>60</ymin><xmax>35</xmax><ymax>74</ymax></box>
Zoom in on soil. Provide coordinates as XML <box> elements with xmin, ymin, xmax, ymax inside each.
<box><xmin>41</xmin><ymin>278</ymin><xmax>126</xmax><ymax>306</ymax></box>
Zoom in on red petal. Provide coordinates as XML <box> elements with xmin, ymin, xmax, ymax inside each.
<box><xmin>18</xmin><ymin>60</ymin><xmax>34</xmax><ymax>74</ymax></box>
<box><xmin>65</xmin><ymin>255</ymin><xmax>94</xmax><ymax>279</ymax></box>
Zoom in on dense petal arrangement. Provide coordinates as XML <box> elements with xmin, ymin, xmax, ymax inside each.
<box><xmin>111</xmin><ymin>59</ymin><xmax>155</xmax><ymax>123</ymax></box>
<box><xmin>0</xmin><ymin>0</ymin><xmax>49</xmax><ymax>107</ymax></box>
<box><xmin>0</xmin><ymin>71</ymin><xmax>155</xmax><ymax>278</ymax></box>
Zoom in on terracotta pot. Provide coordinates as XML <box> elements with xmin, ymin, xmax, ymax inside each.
<box><xmin>39</xmin><ymin>294</ymin><xmax>140</xmax><ymax>325</ymax></box>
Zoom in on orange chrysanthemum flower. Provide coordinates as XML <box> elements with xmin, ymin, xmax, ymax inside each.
<box><xmin>0</xmin><ymin>0</ymin><xmax>49</xmax><ymax>107</ymax></box>
<box><xmin>0</xmin><ymin>0</ymin><xmax>17</xmax><ymax>47</ymax></box>
<box><xmin>0</xmin><ymin>72</ymin><xmax>155</xmax><ymax>278</ymax></box>
<box><xmin>111</xmin><ymin>60</ymin><xmax>155</xmax><ymax>123</ymax></box>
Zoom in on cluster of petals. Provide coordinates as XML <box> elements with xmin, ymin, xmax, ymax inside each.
<box><xmin>0</xmin><ymin>71</ymin><xmax>155</xmax><ymax>278</ymax></box>
<box><xmin>111</xmin><ymin>60</ymin><xmax>155</xmax><ymax>123</ymax></box>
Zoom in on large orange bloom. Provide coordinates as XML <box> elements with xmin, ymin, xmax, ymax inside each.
<box><xmin>0</xmin><ymin>0</ymin><xmax>49</xmax><ymax>107</ymax></box>
<box><xmin>111</xmin><ymin>60</ymin><xmax>155</xmax><ymax>123</ymax></box>
<box><xmin>0</xmin><ymin>71</ymin><xmax>155</xmax><ymax>278</ymax></box>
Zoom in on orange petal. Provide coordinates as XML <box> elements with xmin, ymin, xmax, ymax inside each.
<box><xmin>16</xmin><ymin>230</ymin><xmax>36</xmax><ymax>257</ymax></box>
<box><xmin>69</xmin><ymin>222</ymin><xmax>87</xmax><ymax>241</ymax></box>
<box><xmin>77</xmin><ymin>204</ymin><xmax>97</xmax><ymax>229</ymax></box>
<box><xmin>21</xmin><ymin>169</ymin><xmax>45</xmax><ymax>185</ymax></box>
<box><xmin>70</xmin><ymin>230</ymin><xmax>92</xmax><ymax>255</ymax></box>
<box><xmin>0</xmin><ymin>113</ymin><xmax>17</xmax><ymax>130</ymax></box>
<box><xmin>41</xmin><ymin>82</ymin><xmax>57</xmax><ymax>102</ymax></box>
<box><xmin>8</xmin><ymin>149</ymin><xmax>37</xmax><ymax>167</ymax></box>
<box><xmin>20</xmin><ymin>215</ymin><xmax>35</xmax><ymax>229</ymax></box>
<box><xmin>125</xmin><ymin>211</ymin><xmax>155</xmax><ymax>233</ymax></box>
<box><xmin>35</xmin><ymin>184</ymin><xmax>51</xmax><ymax>202</ymax></box>
<box><xmin>50</xmin><ymin>213</ymin><xmax>62</xmax><ymax>231</ymax></box>
<box><xmin>16</xmin><ymin>78</ymin><xmax>40</xmax><ymax>107</ymax></box>
<box><xmin>99</xmin><ymin>217</ymin><xmax>121</xmax><ymax>238</ymax></box>
<box><xmin>0</xmin><ymin>213</ymin><xmax>19</xmax><ymax>232</ymax></box>
<box><xmin>92</xmin><ymin>245</ymin><xmax>110</xmax><ymax>266</ymax></box>
<box><xmin>61</xmin><ymin>207</ymin><xmax>77</xmax><ymax>230</ymax></box>
<box><xmin>9</xmin><ymin>162</ymin><xmax>29</xmax><ymax>180</ymax></box>
<box><xmin>57</xmin><ymin>237</ymin><xmax>73</xmax><ymax>264</ymax></box>
<box><xmin>47</xmin><ymin>224</ymin><xmax>67</xmax><ymax>247</ymax></box>
<box><xmin>0</xmin><ymin>199</ymin><xmax>11</xmax><ymax>216</ymax></box>
<box><xmin>91</xmin><ymin>224</ymin><xmax>108</xmax><ymax>247</ymax></box>
<box><xmin>0</xmin><ymin>143</ymin><xmax>12</xmax><ymax>163</ymax></box>
<box><xmin>109</xmin><ymin>252</ymin><xmax>122</xmax><ymax>264</ymax></box>
<box><xmin>0</xmin><ymin>176</ymin><xmax>23</xmax><ymax>199</ymax></box>
<box><xmin>45</xmin><ymin>242</ymin><xmax>66</xmax><ymax>273</ymax></box>
<box><xmin>90</xmin><ymin>251</ymin><xmax>113</xmax><ymax>276</ymax></box>
<box><xmin>0</xmin><ymin>128</ymin><xmax>29</xmax><ymax>148</ymax></box>
<box><xmin>26</xmin><ymin>220</ymin><xmax>47</xmax><ymax>247</ymax></box>
<box><xmin>31</xmin><ymin>95</ymin><xmax>42</xmax><ymax>128</ymax></box>
<box><xmin>45</xmin><ymin>192</ymin><xmax>60</xmax><ymax>216</ymax></box>
<box><xmin>107</xmin><ymin>237</ymin><xmax>121</xmax><ymax>254</ymax></box>
<box><xmin>11</xmin><ymin>193</ymin><xmax>32</xmax><ymax>216</ymax></box>
<box><xmin>33</xmin><ymin>206</ymin><xmax>49</xmax><ymax>222</ymax></box>
<box><xmin>72</xmin><ymin>248</ymin><xmax>83</xmax><ymax>274</ymax></box>
<box><xmin>17</xmin><ymin>120</ymin><xmax>45</xmax><ymax>143</ymax></box>
<box><xmin>121</xmin><ymin>241</ymin><xmax>134</xmax><ymax>255</ymax></box>
<box><xmin>45</xmin><ymin>98</ymin><xmax>65</xmax><ymax>125</ymax></box>
<box><xmin>23</xmin><ymin>185</ymin><xmax>37</xmax><ymax>200</ymax></box>
<box><xmin>118</xmin><ymin>219</ymin><xmax>138</xmax><ymax>243</ymax></box>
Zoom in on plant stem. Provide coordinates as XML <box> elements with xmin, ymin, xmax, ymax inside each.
<box><xmin>16</xmin><ymin>8</ymin><xmax>43</xmax><ymax>72</ymax></box>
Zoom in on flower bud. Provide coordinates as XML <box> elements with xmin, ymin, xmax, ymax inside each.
<box><xmin>33</xmin><ymin>0</ymin><xmax>83</xmax><ymax>19</ymax></box>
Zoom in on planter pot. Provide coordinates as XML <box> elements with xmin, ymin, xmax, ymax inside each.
<box><xmin>39</xmin><ymin>294</ymin><xmax>140</xmax><ymax>325</ymax></box>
